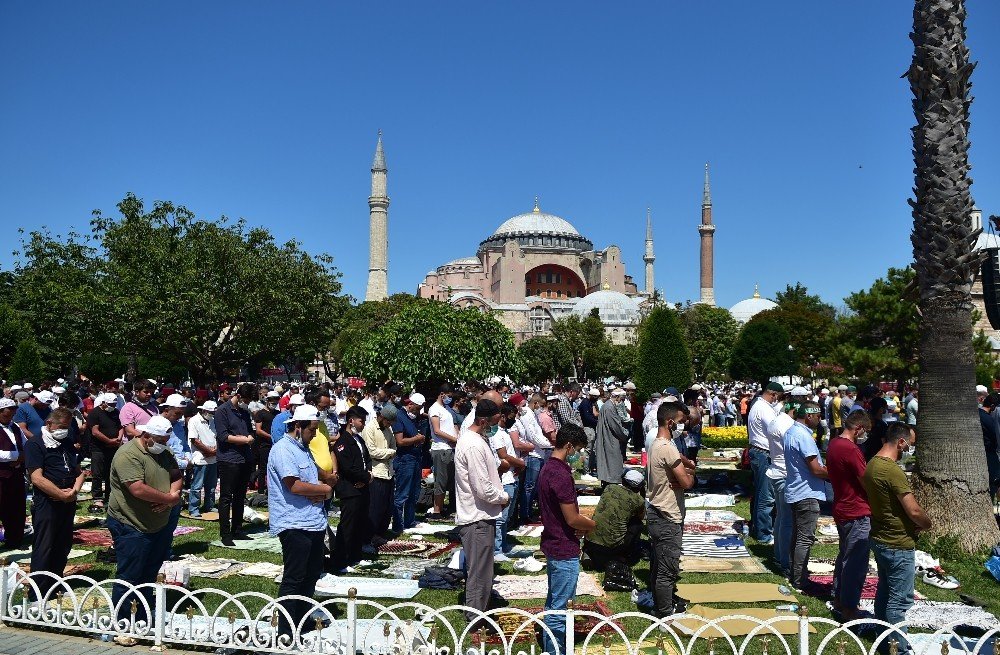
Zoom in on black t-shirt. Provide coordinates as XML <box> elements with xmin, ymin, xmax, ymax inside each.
<box><xmin>254</xmin><ymin>408</ymin><xmax>279</xmax><ymax>441</ymax></box>
<box><xmin>578</xmin><ymin>399</ymin><xmax>599</xmax><ymax>429</ymax></box>
<box><xmin>86</xmin><ymin>406</ymin><xmax>122</xmax><ymax>448</ymax></box>
<box><xmin>25</xmin><ymin>434</ymin><xmax>80</xmax><ymax>489</ymax></box>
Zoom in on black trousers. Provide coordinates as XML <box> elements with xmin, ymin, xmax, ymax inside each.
<box><xmin>368</xmin><ymin>477</ymin><xmax>394</xmax><ymax>538</ymax></box>
<box><xmin>332</xmin><ymin>491</ymin><xmax>368</xmax><ymax>570</ymax></box>
<box><xmin>277</xmin><ymin>528</ymin><xmax>325</xmax><ymax>637</ymax></box>
<box><xmin>256</xmin><ymin>443</ymin><xmax>272</xmax><ymax>492</ymax></box>
<box><xmin>0</xmin><ymin>471</ymin><xmax>26</xmax><ymax>548</ymax></box>
<box><xmin>90</xmin><ymin>444</ymin><xmax>117</xmax><ymax>504</ymax></box>
<box><xmin>30</xmin><ymin>492</ymin><xmax>77</xmax><ymax>598</ymax></box>
<box><xmin>217</xmin><ymin>461</ymin><xmax>253</xmax><ymax>538</ymax></box>
<box><xmin>583</xmin><ymin>518</ymin><xmax>643</xmax><ymax>570</ymax></box>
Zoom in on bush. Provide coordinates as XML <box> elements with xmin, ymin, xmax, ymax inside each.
<box><xmin>635</xmin><ymin>306</ymin><xmax>691</xmax><ymax>400</ymax></box>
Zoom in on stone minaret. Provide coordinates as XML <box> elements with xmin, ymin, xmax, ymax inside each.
<box><xmin>698</xmin><ymin>163</ymin><xmax>716</xmax><ymax>306</ymax></box>
<box><xmin>644</xmin><ymin>207</ymin><xmax>655</xmax><ymax>295</ymax></box>
<box><xmin>365</xmin><ymin>131</ymin><xmax>389</xmax><ymax>302</ymax></box>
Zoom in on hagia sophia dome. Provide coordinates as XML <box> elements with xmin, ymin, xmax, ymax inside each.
<box><xmin>729</xmin><ymin>286</ymin><xmax>777</xmax><ymax>324</ymax></box>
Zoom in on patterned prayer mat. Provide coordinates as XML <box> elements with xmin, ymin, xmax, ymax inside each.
<box><xmin>73</xmin><ymin>528</ymin><xmax>113</xmax><ymax>547</ymax></box>
<box><xmin>377</xmin><ymin>540</ymin><xmax>456</xmax><ymax>559</ymax></box>
<box><xmin>680</xmin><ymin>556</ymin><xmax>769</xmax><ymax>574</ymax></box>
<box><xmin>683</xmin><ymin>522</ymin><xmax>739</xmax><ymax>535</ymax></box>
<box><xmin>682</xmin><ymin>533</ymin><xmax>750</xmax><ymax>558</ymax></box>
<box><xmin>493</xmin><ymin>572</ymin><xmax>605</xmax><ymax>600</ymax></box>
<box><xmin>856</xmin><ymin>601</ymin><xmax>997</xmax><ymax>629</ymax></box>
<box><xmin>470</xmin><ymin>601</ymin><xmax>616</xmax><ymax>646</ymax></box>
<box><xmin>684</xmin><ymin>510</ymin><xmax>741</xmax><ymax>523</ymax></box>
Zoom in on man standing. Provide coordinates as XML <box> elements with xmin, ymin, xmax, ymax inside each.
<box><xmin>427</xmin><ymin>384</ymin><xmax>457</xmax><ymax>520</ymax></box>
<box><xmin>85</xmin><ymin>393</ymin><xmax>123</xmax><ymax>513</ymax></box>
<box><xmin>863</xmin><ymin>422</ymin><xmax>931</xmax><ymax>653</ymax></box>
<box><xmin>253</xmin><ymin>390</ymin><xmax>280</xmax><ymax>492</ymax></box>
<box><xmin>0</xmin><ymin>398</ymin><xmax>27</xmax><ymax>548</ymax></box>
<box><xmin>362</xmin><ymin>404</ymin><xmax>398</xmax><ymax>544</ymax></box>
<box><xmin>826</xmin><ymin>411</ymin><xmax>873</xmax><ymax>621</ymax></box>
<box><xmin>331</xmin><ymin>406</ymin><xmax>372</xmax><ymax>573</ymax></box>
<box><xmin>594</xmin><ymin>389</ymin><xmax>630</xmax><ymax>486</ymax></box>
<box><xmin>647</xmin><ymin>402</ymin><xmax>695</xmax><ymax>617</ymax></box>
<box><xmin>454</xmin><ymin>399</ymin><xmax>509</xmax><ymax>619</ymax></box>
<box><xmin>187</xmin><ymin>401</ymin><xmax>218</xmax><ymax>517</ymax></box>
<box><xmin>782</xmin><ymin>400</ymin><xmax>827</xmax><ymax>591</ymax></box>
<box><xmin>270</xmin><ymin>393</ymin><xmax>303</xmax><ymax>445</ymax></box>
<box><xmin>13</xmin><ymin>391</ymin><xmax>44</xmax><ymax>439</ymax></box>
<box><xmin>905</xmin><ymin>389</ymin><xmax>919</xmax><ymax>428</ymax></box>
<box><xmin>981</xmin><ymin>394</ymin><xmax>1000</xmax><ymax>500</ymax></box>
<box><xmin>831</xmin><ymin>386</ymin><xmax>845</xmax><ymax>438</ymax></box>
<box><xmin>214</xmin><ymin>383</ymin><xmax>256</xmax><ymax>546</ymax></box>
<box><xmin>106</xmin><ymin>415</ymin><xmax>181</xmax><ymax>640</ymax></box>
<box><xmin>766</xmin><ymin>399</ymin><xmax>796</xmax><ymax>576</ymax></box>
<box><xmin>747</xmin><ymin>382</ymin><xmax>782</xmax><ymax>543</ymax></box>
<box><xmin>538</xmin><ymin>423</ymin><xmax>595</xmax><ymax>655</ymax></box>
<box><xmin>491</xmin><ymin>401</ymin><xmax>524</xmax><ymax>560</ymax></box>
<box><xmin>515</xmin><ymin>393</ymin><xmax>552</xmax><ymax>525</ymax></box>
<box><xmin>119</xmin><ymin>381</ymin><xmax>159</xmax><ymax>440</ymax></box>
<box><xmin>556</xmin><ymin>383</ymin><xmax>582</xmax><ymax>429</ymax></box>
<box><xmin>392</xmin><ymin>393</ymin><xmax>426</xmax><ymax>532</ymax></box>
<box><xmin>268</xmin><ymin>404</ymin><xmax>332</xmax><ymax>639</ymax></box>
<box><xmin>578</xmin><ymin>388</ymin><xmax>600</xmax><ymax>475</ymax></box>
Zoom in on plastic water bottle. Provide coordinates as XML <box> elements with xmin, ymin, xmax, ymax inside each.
<box><xmin>705</xmin><ymin>510</ymin><xmax>712</xmax><ymax>522</ymax></box>
<box><xmin>741</xmin><ymin>523</ymin><xmax>749</xmax><ymax>538</ymax></box>
<box><xmin>776</xmin><ymin>604</ymin><xmax>798</xmax><ymax>613</ymax></box>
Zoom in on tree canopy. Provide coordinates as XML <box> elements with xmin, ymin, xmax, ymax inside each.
<box><xmin>517</xmin><ymin>337</ymin><xmax>573</xmax><ymax>382</ymax></box>
<box><xmin>635</xmin><ymin>306</ymin><xmax>691</xmax><ymax>399</ymax></box>
<box><xmin>679</xmin><ymin>304</ymin><xmax>740</xmax><ymax>379</ymax></box>
<box><xmin>729</xmin><ymin>320</ymin><xmax>795</xmax><ymax>384</ymax></box>
<box><xmin>774</xmin><ymin>282</ymin><xmax>836</xmax><ymax>318</ymax></box>
<box><xmin>549</xmin><ymin>312</ymin><xmax>611</xmax><ymax>379</ymax></box>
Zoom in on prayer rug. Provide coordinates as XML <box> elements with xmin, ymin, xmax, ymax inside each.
<box><xmin>72</xmin><ymin>528</ymin><xmax>113</xmax><ymax>547</ymax></box>
<box><xmin>176</xmin><ymin>555</ymin><xmax>249</xmax><ymax>579</ymax></box>
<box><xmin>72</xmin><ymin>515</ymin><xmax>101</xmax><ymax>527</ymax></box>
<box><xmin>508</xmin><ymin>525</ymin><xmax>544</xmax><ymax>538</ymax></box>
<box><xmin>17</xmin><ymin>562</ymin><xmax>95</xmax><ymax>577</ymax></box>
<box><xmin>377</xmin><ymin>540</ymin><xmax>456</xmax><ymax>559</ymax></box>
<box><xmin>684</xmin><ymin>510</ymin><xmax>741</xmax><ymax>523</ymax></box>
<box><xmin>809</xmin><ymin>575</ymin><xmax>925</xmax><ymax>601</ymax></box>
<box><xmin>210</xmin><ymin>535</ymin><xmax>284</xmax><ymax>554</ymax></box>
<box><xmin>674</xmin><ymin>605</ymin><xmax>814</xmax><ymax>637</ymax></box>
<box><xmin>1</xmin><ymin>548</ymin><xmax>90</xmax><ymax>564</ymax></box>
<box><xmin>172</xmin><ymin>526</ymin><xmax>204</xmax><ymax>537</ymax></box>
<box><xmin>310</xmin><ymin>574</ymin><xmax>421</xmax><ymax>599</ymax></box>
<box><xmin>382</xmin><ymin>557</ymin><xmax>445</xmax><ymax>579</ymax></box>
<box><xmin>682</xmin><ymin>533</ymin><xmax>750</xmax><ymax>558</ymax></box>
<box><xmin>182</xmin><ymin>511</ymin><xmax>220</xmax><ymax>521</ymax></box>
<box><xmin>683</xmin><ymin>522</ymin><xmax>739</xmax><ymax>535</ymax></box>
<box><xmin>493</xmin><ymin>572</ymin><xmax>605</xmax><ymax>600</ymax></box>
<box><xmin>577</xmin><ymin>495</ymin><xmax>600</xmax><ymax>506</ymax></box>
<box><xmin>470</xmin><ymin>601</ymin><xmax>616</xmax><ymax>646</ymax></box>
<box><xmin>236</xmin><ymin>561</ymin><xmax>285</xmax><ymax>579</ymax></box>
<box><xmin>685</xmin><ymin>494</ymin><xmax>737</xmax><ymax>508</ymax></box>
<box><xmin>403</xmin><ymin>523</ymin><xmax>454</xmax><ymax>536</ymax></box>
<box><xmin>676</xmin><ymin>582</ymin><xmax>797</xmax><ymax>604</ymax></box>
<box><xmin>680</xmin><ymin>556</ymin><xmax>769</xmax><ymax>574</ymax></box>
<box><xmin>856</xmin><ymin>601</ymin><xmax>999</xmax><ymax>630</ymax></box>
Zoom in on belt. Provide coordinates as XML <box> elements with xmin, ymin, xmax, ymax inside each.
<box><xmin>750</xmin><ymin>445</ymin><xmax>769</xmax><ymax>452</ymax></box>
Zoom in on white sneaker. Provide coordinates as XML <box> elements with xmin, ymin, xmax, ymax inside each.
<box><xmin>515</xmin><ymin>556</ymin><xmax>545</xmax><ymax>572</ymax></box>
<box><xmin>356</xmin><ymin>560</ymin><xmax>375</xmax><ymax>567</ymax></box>
<box><xmin>580</xmin><ymin>474</ymin><xmax>599</xmax><ymax>483</ymax></box>
<box><xmin>493</xmin><ymin>553</ymin><xmax>510</xmax><ymax>563</ymax></box>
<box><xmin>337</xmin><ymin>566</ymin><xmax>357</xmax><ymax>575</ymax></box>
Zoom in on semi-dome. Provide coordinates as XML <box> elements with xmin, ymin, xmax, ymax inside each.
<box><xmin>479</xmin><ymin>199</ymin><xmax>594</xmax><ymax>253</ymax></box>
<box><xmin>572</xmin><ymin>290</ymin><xmax>641</xmax><ymax>326</ymax></box>
<box><xmin>729</xmin><ymin>286</ymin><xmax>777</xmax><ymax>323</ymax></box>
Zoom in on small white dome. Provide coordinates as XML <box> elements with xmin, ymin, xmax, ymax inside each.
<box><xmin>729</xmin><ymin>288</ymin><xmax>777</xmax><ymax>323</ymax></box>
<box><xmin>572</xmin><ymin>290</ymin><xmax>641</xmax><ymax>326</ymax></box>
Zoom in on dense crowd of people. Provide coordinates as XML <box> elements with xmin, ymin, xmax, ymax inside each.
<box><xmin>0</xmin><ymin>374</ymin><xmax>994</xmax><ymax>654</ymax></box>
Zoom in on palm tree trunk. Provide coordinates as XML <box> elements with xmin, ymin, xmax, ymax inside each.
<box><xmin>908</xmin><ymin>0</ymin><xmax>1000</xmax><ymax>551</ymax></box>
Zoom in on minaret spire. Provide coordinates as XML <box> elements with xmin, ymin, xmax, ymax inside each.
<box><xmin>644</xmin><ymin>207</ymin><xmax>655</xmax><ymax>295</ymax></box>
<box><xmin>698</xmin><ymin>162</ymin><xmax>716</xmax><ymax>306</ymax></box>
<box><xmin>365</xmin><ymin>131</ymin><xmax>390</xmax><ymax>301</ymax></box>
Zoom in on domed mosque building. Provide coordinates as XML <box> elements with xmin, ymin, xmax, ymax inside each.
<box><xmin>416</xmin><ymin>198</ymin><xmax>648</xmax><ymax>344</ymax></box>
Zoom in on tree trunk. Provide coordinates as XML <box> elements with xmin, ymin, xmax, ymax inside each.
<box><xmin>908</xmin><ymin>0</ymin><xmax>1000</xmax><ymax>551</ymax></box>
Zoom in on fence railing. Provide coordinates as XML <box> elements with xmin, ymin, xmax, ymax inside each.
<box><xmin>1</xmin><ymin>566</ymin><xmax>997</xmax><ymax>655</ymax></box>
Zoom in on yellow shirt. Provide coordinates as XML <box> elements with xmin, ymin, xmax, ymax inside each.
<box><xmin>310</xmin><ymin>423</ymin><xmax>335</xmax><ymax>473</ymax></box>
<box><xmin>832</xmin><ymin>396</ymin><xmax>843</xmax><ymax>429</ymax></box>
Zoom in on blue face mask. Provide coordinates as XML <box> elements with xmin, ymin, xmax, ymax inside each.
<box><xmin>487</xmin><ymin>424</ymin><xmax>499</xmax><ymax>437</ymax></box>
<box><xmin>444</xmin><ymin>396</ymin><xmax>453</xmax><ymax>406</ymax></box>
<box><xmin>567</xmin><ymin>451</ymin><xmax>581</xmax><ymax>465</ymax></box>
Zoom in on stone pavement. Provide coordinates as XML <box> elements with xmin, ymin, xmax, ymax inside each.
<box><xmin>0</xmin><ymin>625</ymin><xmax>164</xmax><ymax>655</ymax></box>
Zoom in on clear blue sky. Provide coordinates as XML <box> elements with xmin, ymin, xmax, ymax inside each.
<box><xmin>2</xmin><ymin>2</ymin><xmax>998</xmax><ymax>309</ymax></box>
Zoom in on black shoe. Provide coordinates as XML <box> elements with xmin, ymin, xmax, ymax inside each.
<box><xmin>221</xmin><ymin>537</ymin><xmax>236</xmax><ymax>547</ymax></box>
<box><xmin>233</xmin><ymin>533</ymin><xmax>253</xmax><ymax>540</ymax></box>
<box><xmin>96</xmin><ymin>549</ymin><xmax>117</xmax><ymax>563</ymax></box>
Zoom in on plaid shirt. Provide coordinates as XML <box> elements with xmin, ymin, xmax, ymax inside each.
<box><xmin>556</xmin><ymin>394</ymin><xmax>582</xmax><ymax>429</ymax></box>
<box><xmin>323</xmin><ymin>410</ymin><xmax>339</xmax><ymax>438</ymax></box>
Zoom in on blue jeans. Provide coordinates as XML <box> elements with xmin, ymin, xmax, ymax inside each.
<box><xmin>106</xmin><ymin>515</ymin><xmax>173</xmax><ymax>624</ymax></box>
<box><xmin>393</xmin><ymin>454</ymin><xmax>422</xmax><ymax>530</ymax></box>
<box><xmin>188</xmin><ymin>463</ymin><xmax>218</xmax><ymax>514</ymax></box>
<box><xmin>520</xmin><ymin>457</ymin><xmax>544</xmax><ymax>522</ymax></box>
<box><xmin>543</xmin><ymin>557</ymin><xmax>579</xmax><ymax>655</ymax></box>
<box><xmin>833</xmin><ymin>516</ymin><xmax>871</xmax><ymax>611</ymax></box>
<box><xmin>749</xmin><ymin>448</ymin><xmax>774</xmax><ymax>541</ymax></box>
<box><xmin>770</xmin><ymin>477</ymin><xmax>792</xmax><ymax>574</ymax></box>
<box><xmin>495</xmin><ymin>482</ymin><xmax>517</xmax><ymax>555</ymax></box>
<box><xmin>872</xmin><ymin>541</ymin><xmax>914</xmax><ymax>654</ymax></box>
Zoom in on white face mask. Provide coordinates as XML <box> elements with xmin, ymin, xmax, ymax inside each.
<box><xmin>857</xmin><ymin>430</ymin><xmax>868</xmax><ymax>443</ymax></box>
<box><xmin>49</xmin><ymin>428</ymin><xmax>69</xmax><ymax>441</ymax></box>
<box><xmin>407</xmin><ymin>411</ymin><xmax>417</xmax><ymax>420</ymax></box>
<box><xmin>147</xmin><ymin>441</ymin><xmax>168</xmax><ymax>455</ymax></box>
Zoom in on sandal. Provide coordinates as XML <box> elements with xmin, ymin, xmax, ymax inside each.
<box><xmin>113</xmin><ymin>635</ymin><xmax>139</xmax><ymax>647</ymax></box>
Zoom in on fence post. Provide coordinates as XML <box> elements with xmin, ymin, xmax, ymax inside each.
<box><xmin>0</xmin><ymin>557</ymin><xmax>8</xmax><ymax>627</ymax></box>
<box><xmin>797</xmin><ymin>605</ymin><xmax>809</xmax><ymax>655</ymax></box>
<box><xmin>346</xmin><ymin>587</ymin><xmax>357</xmax><ymax>655</ymax></box>
<box><xmin>565</xmin><ymin>600</ymin><xmax>575</xmax><ymax>655</ymax></box>
<box><xmin>152</xmin><ymin>573</ymin><xmax>166</xmax><ymax>650</ymax></box>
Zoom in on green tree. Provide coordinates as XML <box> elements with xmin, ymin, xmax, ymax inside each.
<box><xmin>906</xmin><ymin>0</ymin><xmax>999</xmax><ymax>550</ymax></box>
<box><xmin>729</xmin><ymin>320</ymin><xmax>795</xmax><ymax>384</ymax></box>
<box><xmin>9</xmin><ymin>337</ymin><xmax>44</xmax><ymax>382</ymax></box>
<box><xmin>549</xmin><ymin>313</ymin><xmax>610</xmax><ymax>379</ymax></box>
<box><xmin>517</xmin><ymin>337</ymin><xmax>573</xmax><ymax>382</ymax></box>
<box><xmin>342</xmin><ymin>301</ymin><xmax>520</xmax><ymax>385</ymax></box>
<box><xmin>774</xmin><ymin>282</ymin><xmax>836</xmax><ymax>319</ymax></box>
<box><xmin>330</xmin><ymin>294</ymin><xmax>429</xmax><ymax>370</ymax></box>
<box><xmin>680</xmin><ymin>304</ymin><xmax>740</xmax><ymax>379</ymax></box>
<box><xmin>0</xmin><ymin>303</ymin><xmax>32</xmax><ymax>376</ymax></box>
<box><xmin>92</xmin><ymin>193</ymin><xmax>345</xmax><ymax>382</ymax></box>
<box><xmin>635</xmin><ymin>306</ymin><xmax>691</xmax><ymax>399</ymax></box>
<box><xmin>751</xmin><ymin>302</ymin><xmax>835</xmax><ymax>374</ymax></box>
<box><xmin>973</xmin><ymin>331</ymin><xmax>1000</xmax><ymax>387</ymax></box>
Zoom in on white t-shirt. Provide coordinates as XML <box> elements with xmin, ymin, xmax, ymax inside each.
<box><xmin>747</xmin><ymin>397</ymin><xmax>778</xmax><ymax>450</ymax></box>
<box><xmin>188</xmin><ymin>412</ymin><xmax>217</xmax><ymax>466</ymax></box>
<box><xmin>490</xmin><ymin>428</ymin><xmax>517</xmax><ymax>486</ymax></box>
<box><xmin>429</xmin><ymin>401</ymin><xmax>457</xmax><ymax>451</ymax></box>
<box><xmin>906</xmin><ymin>398</ymin><xmax>918</xmax><ymax>425</ymax></box>
<box><xmin>359</xmin><ymin>397</ymin><xmax>377</xmax><ymax>427</ymax></box>
<box><xmin>765</xmin><ymin>412</ymin><xmax>794</xmax><ymax>480</ymax></box>
<box><xmin>885</xmin><ymin>397</ymin><xmax>899</xmax><ymax>422</ymax></box>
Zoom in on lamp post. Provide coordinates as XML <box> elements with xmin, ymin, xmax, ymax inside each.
<box><xmin>787</xmin><ymin>345</ymin><xmax>795</xmax><ymax>385</ymax></box>
<box><xmin>693</xmin><ymin>357</ymin><xmax>700</xmax><ymax>382</ymax></box>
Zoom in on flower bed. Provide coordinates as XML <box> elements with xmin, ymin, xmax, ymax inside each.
<box><xmin>700</xmin><ymin>426</ymin><xmax>747</xmax><ymax>449</ymax></box>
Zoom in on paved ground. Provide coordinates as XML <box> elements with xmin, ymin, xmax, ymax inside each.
<box><xmin>0</xmin><ymin>625</ymin><xmax>156</xmax><ymax>655</ymax></box>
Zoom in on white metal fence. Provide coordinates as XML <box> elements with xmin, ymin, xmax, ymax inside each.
<box><xmin>1</xmin><ymin>566</ymin><xmax>997</xmax><ymax>655</ymax></box>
